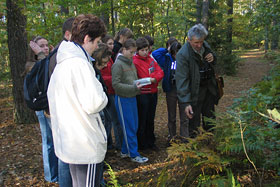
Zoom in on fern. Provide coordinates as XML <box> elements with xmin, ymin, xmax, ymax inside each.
<box><xmin>104</xmin><ymin>162</ymin><xmax>121</xmax><ymax>187</ymax></box>
<box><xmin>156</xmin><ymin>167</ymin><xmax>169</xmax><ymax>187</ymax></box>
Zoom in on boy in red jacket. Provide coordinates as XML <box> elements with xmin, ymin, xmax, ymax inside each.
<box><xmin>133</xmin><ymin>37</ymin><xmax>164</xmax><ymax>150</ymax></box>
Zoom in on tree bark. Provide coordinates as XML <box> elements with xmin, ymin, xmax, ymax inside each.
<box><xmin>6</xmin><ymin>0</ymin><xmax>37</xmax><ymax>124</ymax></box>
<box><xmin>166</xmin><ymin>2</ymin><xmax>170</xmax><ymax>38</ymax></box>
<box><xmin>271</xmin><ymin>0</ymin><xmax>279</xmax><ymax>50</ymax></box>
<box><xmin>226</xmin><ymin>0</ymin><xmax>233</xmax><ymax>55</ymax></box>
<box><xmin>100</xmin><ymin>0</ymin><xmax>110</xmax><ymax>27</ymax></box>
<box><xmin>182</xmin><ymin>0</ymin><xmax>188</xmax><ymax>41</ymax></box>
<box><xmin>196</xmin><ymin>0</ymin><xmax>202</xmax><ymax>24</ymax></box>
<box><xmin>202</xmin><ymin>0</ymin><xmax>209</xmax><ymax>29</ymax></box>
<box><xmin>271</xmin><ymin>19</ymin><xmax>279</xmax><ymax>50</ymax></box>
<box><xmin>265</xmin><ymin>25</ymin><xmax>269</xmax><ymax>51</ymax></box>
<box><xmin>111</xmin><ymin>0</ymin><xmax>115</xmax><ymax>36</ymax></box>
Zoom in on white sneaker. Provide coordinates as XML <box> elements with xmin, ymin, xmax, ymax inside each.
<box><xmin>131</xmin><ymin>156</ymin><xmax>148</xmax><ymax>163</ymax></box>
<box><xmin>120</xmin><ymin>152</ymin><xmax>129</xmax><ymax>158</ymax></box>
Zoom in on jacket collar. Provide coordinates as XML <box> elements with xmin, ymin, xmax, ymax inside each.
<box><xmin>117</xmin><ymin>54</ymin><xmax>133</xmax><ymax>64</ymax></box>
<box><xmin>134</xmin><ymin>53</ymin><xmax>150</xmax><ymax>61</ymax></box>
<box><xmin>186</xmin><ymin>42</ymin><xmax>204</xmax><ymax>63</ymax></box>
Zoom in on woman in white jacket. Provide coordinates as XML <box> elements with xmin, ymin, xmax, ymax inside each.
<box><xmin>47</xmin><ymin>14</ymin><xmax>107</xmax><ymax>187</ymax></box>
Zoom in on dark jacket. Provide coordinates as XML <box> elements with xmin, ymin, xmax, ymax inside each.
<box><xmin>112</xmin><ymin>40</ymin><xmax>122</xmax><ymax>62</ymax></box>
<box><xmin>176</xmin><ymin>41</ymin><xmax>218</xmax><ymax>106</ymax></box>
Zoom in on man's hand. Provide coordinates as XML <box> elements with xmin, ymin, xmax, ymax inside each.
<box><xmin>185</xmin><ymin>105</ymin><xmax>194</xmax><ymax>119</ymax></box>
<box><xmin>29</xmin><ymin>41</ymin><xmax>42</xmax><ymax>55</ymax></box>
<box><xmin>205</xmin><ymin>53</ymin><xmax>214</xmax><ymax>63</ymax></box>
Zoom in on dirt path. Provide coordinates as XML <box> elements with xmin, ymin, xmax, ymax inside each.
<box><xmin>0</xmin><ymin>49</ymin><xmax>272</xmax><ymax>186</ymax></box>
<box><xmin>216</xmin><ymin>49</ymin><xmax>272</xmax><ymax>113</ymax></box>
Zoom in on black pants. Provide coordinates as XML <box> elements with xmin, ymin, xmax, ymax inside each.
<box><xmin>189</xmin><ymin>86</ymin><xmax>216</xmax><ymax>137</ymax></box>
<box><xmin>136</xmin><ymin>93</ymin><xmax>158</xmax><ymax>149</ymax></box>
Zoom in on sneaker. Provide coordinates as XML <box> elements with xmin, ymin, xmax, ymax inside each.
<box><xmin>131</xmin><ymin>156</ymin><xmax>148</xmax><ymax>163</ymax></box>
<box><xmin>120</xmin><ymin>152</ymin><xmax>129</xmax><ymax>158</ymax></box>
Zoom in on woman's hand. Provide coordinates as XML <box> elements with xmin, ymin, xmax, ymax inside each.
<box><xmin>29</xmin><ymin>41</ymin><xmax>42</xmax><ymax>55</ymax></box>
<box><xmin>151</xmin><ymin>78</ymin><xmax>156</xmax><ymax>83</ymax></box>
<box><xmin>49</xmin><ymin>45</ymin><xmax>54</xmax><ymax>52</ymax></box>
<box><xmin>136</xmin><ymin>82</ymin><xmax>143</xmax><ymax>90</ymax></box>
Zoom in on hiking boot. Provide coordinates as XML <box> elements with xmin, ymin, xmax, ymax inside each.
<box><xmin>131</xmin><ymin>156</ymin><xmax>148</xmax><ymax>163</ymax></box>
<box><xmin>120</xmin><ymin>152</ymin><xmax>129</xmax><ymax>158</ymax></box>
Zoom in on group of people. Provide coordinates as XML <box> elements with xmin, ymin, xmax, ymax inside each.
<box><xmin>25</xmin><ymin>13</ymin><xmax>220</xmax><ymax>187</ymax></box>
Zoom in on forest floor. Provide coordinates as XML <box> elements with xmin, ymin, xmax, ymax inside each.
<box><xmin>0</xmin><ymin>49</ymin><xmax>274</xmax><ymax>186</ymax></box>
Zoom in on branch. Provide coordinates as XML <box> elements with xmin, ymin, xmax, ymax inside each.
<box><xmin>239</xmin><ymin>119</ymin><xmax>262</xmax><ymax>187</ymax></box>
<box><xmin>113</xmin><ymin>1</ymin><xmax>151</xmax><ymax>10</ymax></box>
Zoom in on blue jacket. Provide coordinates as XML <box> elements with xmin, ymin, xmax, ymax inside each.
<box><xmin>152</xmin><ymin>48</ymin><xmax>168</xmax><ymax>68</ymax></box>
<box><xmin>152</xmin><ymin>48</ymin><xmax>174</xmax><ymax>93</ymax></box>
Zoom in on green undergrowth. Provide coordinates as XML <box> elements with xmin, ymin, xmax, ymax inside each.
<box><xmin>105</xmin><ymin>50</ymin><xmax>280</xmax><ymax>186</ymax></box>
<box><xmin>160</xmin><ymin>50</ymin><xmax>280</xmax><ymax>186</ymax></box>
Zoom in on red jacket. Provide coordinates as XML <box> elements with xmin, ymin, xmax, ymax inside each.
<box><xmin>100</xmin><ymin>58</ymin><xmax>115</xmax><ymax>95</ymax></box>
<box><xmin>133</xmin><ymin>54</ymin><xmax>164</xmax><ymax>94</ymax></box>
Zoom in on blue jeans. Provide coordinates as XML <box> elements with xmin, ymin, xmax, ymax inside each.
<box><xmin>36</xmin><ymin>111</ymin><xmax>72</xmax><ymax>186</ymax></box>
<box><xmin>105</xmin><ymin>95</ymin><xmax>123</xmax><ymax>150</ymax></box>
<box><xmin>36</xmin><ymin>110</ymin><xmax>58</xmax><ymax>182</ymax></box>
<box><xmin>58</xmin><ymin>159</ymin><xmax>72</xmax><ymax>187</ymax></box>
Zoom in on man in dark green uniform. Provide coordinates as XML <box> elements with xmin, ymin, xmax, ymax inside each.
<box><xmin>176</xmin><ymin>24</ymin><xmax>218</xmax><ymax>138</ymax></box>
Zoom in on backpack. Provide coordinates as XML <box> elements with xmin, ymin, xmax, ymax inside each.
<box><xmin>24</xmin><ymin>48</ymin><xmax>58</xmax><ymax>111</ymax></box>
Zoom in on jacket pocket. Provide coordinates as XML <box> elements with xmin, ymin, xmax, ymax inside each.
<box><xmin>96</xmin><ymin>117</ymin><xmax>107</xmax><ymax>142</ymax></box>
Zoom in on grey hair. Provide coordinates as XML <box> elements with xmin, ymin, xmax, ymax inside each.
<box><xmin>187</xmin><ymin>24</ymin><xmax>208</xmax><ymax>40</ymax></box>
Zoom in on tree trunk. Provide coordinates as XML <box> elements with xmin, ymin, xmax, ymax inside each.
<box><xmin>41</xmin><ymin>3</ymin><xmax>47</xmax><ymax>27</ymax></box>
<box><xmin>196</xmin><ymin>0</ymin><xmax>202</xmax><ymax>24</ymax></box>
<box><xmin>271</xmin><ymin>19</ymin><xmax>279</xmax><ymax>50</ymax></box>
<box><xmin>100</xmin><ymin>0</ymin><xmax>110</xmax><ymax>27</ymax></box>
<box><xmin>111</xmin><ymin>0</ymin><xmax>115</xmax><ymax>36</ymax></box>
<box><xmin>202</xmin><ymin>0</ymin><xmax>209</xmax><ymax>29</ymax></box>
<box><xmin>166</xmin><ymin>2</ymin><xmax>170</xmax><ymax>38</ymax></box>
<box><xmin>60</xmin><ymin>5</ymin><xmax>69</xmax><ymax>15</ymax></box>
<box><xmin>265</xmin><ymin>25</ymin><xmax>269</xmax><ymax>51</ymax></box>
<box><xmin>6</xmin><ymin>0</ymin><xmax>37</xmax><ymax>124</ymax></box>
<box><xmin>94</xmin><ymin>0</ymin><xmax>109</xmax><ymax>28</ymax></box>
<box><xmin>271</xmin><ymin>0</ymin><xmax>279</xmax><ymax>50</ymax></box>
<box><xmin>226</xmin><ymin>0</ymin><xmax>233</xmax><ymax>55</ymax></box>
<box><xmin>182</xmin><ymin>0</ymin><xmax>188</xmax><ymax>41</ymax></box>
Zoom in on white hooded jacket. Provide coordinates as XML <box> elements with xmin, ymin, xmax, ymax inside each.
<box><xmin>47</xmin><ymin>41</ymin><xmax>108</xmax><ymax>164</ymax></box>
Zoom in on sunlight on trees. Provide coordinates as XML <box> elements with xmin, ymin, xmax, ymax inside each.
<box><xmin>1</xmin><ymin>0</ymin><xmax>280</xmax><ymax>122</ymax></box>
